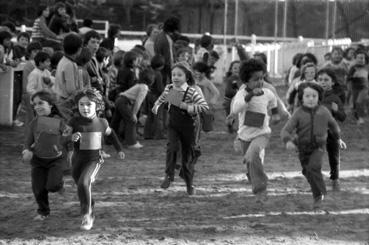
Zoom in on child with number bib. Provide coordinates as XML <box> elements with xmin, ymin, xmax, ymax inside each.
<box><xmin>152</xmin><ymin>62</ymin><xmax>209</xmax><ymax>195</ymax></box>
<box><xmin>227</xmin><ymin>59</ymin><xmax>279</xmax><ymax>203</ymax></box>
<box><xmin>68</xmin><ymin>88</ymin><xmax>125</xmax><ymax>230</ymax></box>
<box><xmin>22</xmin><ymin>90</ymin><xmax>69</xmax><ymax>221</ymax></box>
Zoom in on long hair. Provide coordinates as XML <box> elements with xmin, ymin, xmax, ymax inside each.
<box><xmin>172</xmin><ymin>61</ymin><xmax>195</xmax><ymax>85</ymax></box>
<box><xmin>31</xmin><ymin>90</ymin><xmax>64</xmax><ymax>118</ymax></box>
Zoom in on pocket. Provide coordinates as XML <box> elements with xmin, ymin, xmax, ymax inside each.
<box><xmin>244</xmin><ymin>111</ymin><xmax>265</xmax><ymax>128</ymax></box>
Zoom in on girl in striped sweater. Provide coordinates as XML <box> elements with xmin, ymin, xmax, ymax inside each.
<box><xmin>152</xmin><ymin>62</ymin><xmax>209</xmax><ymax>195</ymax></box>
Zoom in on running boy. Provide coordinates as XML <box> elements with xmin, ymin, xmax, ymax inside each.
<box><xmin>281</xmin><ymin>82</ymin><xmax>342</xmax><ymax>209</ymax></box>
<box><xmin>226</xmin><ymin>59</ymin><xmax>279</xmax><ymax>203</ymax></box>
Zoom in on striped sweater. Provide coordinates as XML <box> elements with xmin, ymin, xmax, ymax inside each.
<box><xmin>153</xmin><ymin>83</ymin><xmax>209</xmax><ymax>114</ymax></box>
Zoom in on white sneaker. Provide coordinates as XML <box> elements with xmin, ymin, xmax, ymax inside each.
<box><xmin>80</xmin><ymin>214</ymin><xmax>94</xmax><ymax>231</ymax></box>
<box><xmin>33</xmin><ymin>214</ymin><xmax>48</xmax><ymax>221</ymax></box>
<box><xmin>100</xmin><ymin>150</ymin><xmax>111</xmax><ymax>159</ymax></box>
<box><xmin>13</xmin><ymin>119</ymin><xmax>24</xmax><ymax>127</ymax></box>
<box><xmin>128</xmin><ymin>142</ymin><xmax>143</xmax><ymax>149</ymax></box>
<box><xmin>357</xmin><ymin>117</ymin><xmax>365</xmax><ymax>125</ymax></box>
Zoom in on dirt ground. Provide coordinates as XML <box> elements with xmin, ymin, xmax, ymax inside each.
<box><xmin>0</xmin><ymin>85</ymin><xmax>368</xmax><ymax>245</ymax></box>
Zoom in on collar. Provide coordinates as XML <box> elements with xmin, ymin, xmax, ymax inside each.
<box><xmin>64</xmin><ymin>55</ymin><xmax>76</xmax><ymax>63</ymax></box>
<box><xmin>173</xmin><ymin>82</ymin><xmax>189</xmax><ymax>91</ymax></box>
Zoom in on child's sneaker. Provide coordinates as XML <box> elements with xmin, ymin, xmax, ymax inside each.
<box><xmin>80</xmin><ymin>213</ymin><xmax>94</xmax><ymax>231</ymax></box>
<box><xmin>357</xmin><ymin>117</ymin><xmax>365</xmax><ymax>125</ymax></box>
<box><xmin>160</xmin><ymin>176</ymin><xmax>171</xmax><ymax>189</ymax></box>
<box><xmin>332</xmin><ymin>179</ymin><xmax>340</xmax><ymax>191</ymax></box>
<box><xmin>186</xmin><ymin>185</ymin><xmax>195</xmax><ymax>195</ymax></box>
<box><xmin>128</xmin><ymin>142</ymin><xmax>143</xmax><ymax>149</ymax></box>
<box><xmin>13</xmin><ymin>119</ymin><xmax>24</xmax><ymax>127</ymax></box>
<box><xmin>313</xmin><ymin>195</ymin><xmax>324</xmax><ymax>209</ymax></box>
<box><xmin>100</xmin><ymin>150</ymin><xmax>111</xmax><ymax>158</ymax></box>
<box><xmin>255</xmin><ymin>190</ymin><xmax>268</xmax><ymax>204</ymax></box>
<box><xmin>33</xmin><ymin>214</ymin><xmax>48</xmax><ymax>221</ymax></box>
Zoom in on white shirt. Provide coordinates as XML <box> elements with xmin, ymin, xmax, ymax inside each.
<box><xmin>231</xmin><ymin>84</ymin><xmax>277</xmax><ymax>141</ymax></box>
<box><xmin>27</xmin><ymin>68</ymin><xmax>55</xmax><ymax>95</ymax></box>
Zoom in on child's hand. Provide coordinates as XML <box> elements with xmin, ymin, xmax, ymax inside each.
<box><xmin>118</xmin><ymin>151</ymin><xmax>125</xmax><ymax>160</ymax></box>
<box><xmin>252</xmin><ymin>87</ymin><xmax>264</xmax><ymax>96</ymax></box>
<box><xmin>22</xmin><ymin>149</ymin><xmax>33</xmax><ymax>163</ymax></box>
<box><xmin>286</xmin><ymin>141</ymin><xmax>297</xmax><ymax>151</ymax></box>
<box><xmin>233</xmin><ymin>137</ymin><xmax>243</xmax><ymax>153</ymax></box>
<box><xmin>152</xmin><ymin>105</ymin><xmax>158</xmax><ymax>115</ymax></box>
<box><xmin>339</xmin><ymin>139</ymin><xmax>347</xmax><ymax>149</ymax></box>
<box><xmin>132</xmin><ymin>114</ymin><xmax>138</xmax><ymax>123</ymax></box>
<box><xmin>331</xmin><ymin>102</ymin><xmax>338</xmax><ymax>112</ymax></box>
<box><xmin>226</xmin><ymin>113</ymin><xmax>235</xmax><ymax>126</ymax></box>
<box><xmin>179</xmin><ymin>102</ymin><xmax>188</xmax><ymax>110</ymax></box>
<box><xmin>71</xmin><ymin>132</ymin><xmax>81</xmax><ymax>142</ymax></box>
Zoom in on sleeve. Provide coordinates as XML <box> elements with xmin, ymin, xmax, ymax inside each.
<box><xmin>332</xmin><ymin>98</ymin><xmax>346</xmax><ymax>122</ymax></box>
<box><xmin>62</xmin><ymin>63</ymin><xmax>78</xmax><ymax>97</ymax></box>
<box><xmin>206</xmin><ymin>80</ymin><xmax>220</xmax><ymax>105</ymax></box>
<box><xmin>188</xmin><ymin>88</ymin><xmax>209</xmax><ymax>114</ymax></box>
<box><xmin>327</xmin><ymin>111</ymin><xmax>341</xmax><ymax>140</ymax></box>
<box><xmin>153</xmin><ymin>84</ymin><xmax>170</xmax><ymax>109</ymax></box>
<box><xmin>231</xmin><ymin>89</ymin><xmax>248</xmax><ymax>115</ymax></box>
<box><xmin>132</xmin><ymin>84</ymin><xmax>149</xmax><ymax>116</ymax></box>
<box><xmin>24</xmin><ymin>119</ymin><xmax>36</xmax><ymax>150</ymax></box>
<box><xmin>26</xmin><ymin>72</ymin><xmax>38</xmax><ymax>95</ymax></box>
<box><xmin>280</xmin><ymin>110</ymin><xmax>299</xmax><ymax>144</ymax></box>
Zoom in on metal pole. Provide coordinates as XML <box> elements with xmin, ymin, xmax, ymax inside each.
<box><xmin>332</xmin><ymin>0</ymin><xmax>337</xmax><ymax>39</ymax></box>
<box><xmin>274</xmin><ymin>0</ymin><xmax>278</xmax><ymax>43</ymax></box>
<box><xmin>224</xmin><ymin>0</ymin><xmax>228</xmax><ymax>47</ymax></box>
<box><xmin>325</xmin><ymin>0</ymin><xmax>330</xmax><ymax>40</ymax></box>
<box><xmin>283</xmin><ymin>0</ymin><xmax>288</xmax><ymax>40</ymax></box>
<box><xmin>234</xmin><ymin>0</ymin><xmax>239</xmax><ymax>36</ymax></box>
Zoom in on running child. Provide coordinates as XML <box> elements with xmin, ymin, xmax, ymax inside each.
<box><xmin>226</xmin><ymin>59</ymin><xmax>279</xmax><ymax>203</ymax></box>
<box><xmin>152</xmin><ymin>62</ymin><xmax>209</xmax><ymax>195</ymax></box>
<box><xmin>68</xmin><ymin>88</ymin><xmax>125</xmax><ymax>230</ymax></box>
<box><xmin>281</xmin><ymin>82</ymin><xmax>342</xmax><ymax>209</ymax></box>
<box><xmin>22</xmin><ymin>90</ymin><xmax>69</xmax><ymax>221</ymax></box>
<box><xmin>317</xmin><ymin>68</ymin><xmax>347</xmax><ymax>191</ymax></box>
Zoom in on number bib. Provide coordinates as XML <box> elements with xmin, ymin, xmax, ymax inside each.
<box><xmin>79</xmin><ymin>132</ymin><xmax>102</xmax><ymax>150</ymax></box>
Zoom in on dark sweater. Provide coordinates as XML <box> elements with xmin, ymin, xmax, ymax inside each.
<box><xmin>281</xmin><ymin>105</ymin><xmax>340</xmax><ymax>147</ymax></box>
<box><xmin>321</xmin><ymin>89</ymin><xmax>346</xmax><ymax>122</ymax></box>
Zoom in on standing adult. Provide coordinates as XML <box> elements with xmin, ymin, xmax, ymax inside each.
<box><xmin>143</xmin><ymin>24</ymin><xmax>160</xmax><ymax>59</ymax></box>
<box><xmin>154</xmin><ymin>16</ymin><xmax>180</xmax><ymax>86</ymax></box>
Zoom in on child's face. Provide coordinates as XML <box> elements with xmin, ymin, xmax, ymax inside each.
<box><xmin>193</xmin><ymin>70</ymin><xmax>205</xmax><ymax>82</ymax></box>
<box><xmin>2</xmin><ymin>38</ymin><xmax>11</xmax><ymax>49</ymax></box>
<box><xmin>246</xmin><ymin>70</ymin><xmax>264</xmax><ymax>90</ymax></box>
<box><xmin>78</xmin><ymin>96</ymin><xmax>97</xmax><ymax>119</ymax></box>
<box><xmin>304</xmin><ymin>66</ymin><xmax>316</xmax><ymax>82</ymax></box>
<box><xmin>317</xmin><ymin>73</ymin><xmax>333</xmax><ymax>91</ymax></box>
<box><xmin>33</xmin><ymin>96</ymin><xmax>52</xmax><ymax>116</ymax></box>
<box><xmin>231</xmin><ymin>63</ymin><xmax>240</xmax><ymax>76</ymax></box>
<box><xmin>171</xmin><ymin>67</ymin><xmax>187</xmax><ymax>88</ymax></box>
<box><xmin>331</xmin><ymin>50</ymin><xmax>343</xmax><ymax>63</ymax></box>
<box><xmin>42</xmin><ymin>7</ymin><xmax>50</xmax><ymax>18</ymax></box>
<box><xmin>87</xmin><ymin>38</ymin><xmax>100</xmax><ymax>55</ymax></box>
<box><xmin>39</xmin><ymin>58</ymin><xmax>51</xmax><ymax>70</ymax></box>
<box><xmin>177</xmin><ymin>52</ymin><xmax>190</xmax><ymax>63</ymax></box>
<box><xmin>18</xmin><ymin>36</ymin><xmax>29</xmax><ymax>48</ymax></box>
<box><xmin>356</xmin><ymin>53</ymin><xmax>366</xmax><ymax>65</ymax></box>
<box><xmin>302</xmin><ymin>87</ymin><xmax>319</xmax><ymax>108</ymax></box>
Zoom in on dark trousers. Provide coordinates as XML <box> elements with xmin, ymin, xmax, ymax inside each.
<box><xmin>326</xmin><ymin>131</ymin><xmax>340</xmax><ymax>180</ymax></box>
<box><xmin>111</xmin><ymin>96</ymin><xmax>137</xmax><ymax>145</ymax></box>
<box><xmin>298</xmin><ymin>148</ymin><xmax>327</xmax><ymax>199</ymax></box>
<box><xmin>31</xmin><ymin>155</ymin><xmax>64</xmax><ymax>216</ymax></box>
<box><xmin>166</xmin><ymin>124</ymin><xmax>195</xmax><ymax>186</ymax></box>
<box><xmin>72</xmin><ymin>155</ymin><xmax>102</xmax><ymax>215</ymax></box>
<box><xmin>143</xmin><ymin>106</ymin><xmax>164</xmax><ymax>139</ymax></box>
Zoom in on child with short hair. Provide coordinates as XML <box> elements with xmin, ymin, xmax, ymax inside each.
<box><xmin>152</xmin><ymin>62</ymin><xmax>209</xmax><ymax>195</ymax></box>
<box><xmin>26</xmin><ymin>51</ymin><xmax>54</xmax><ymax>95</ymax></box>
<box><xmin>227</xmin><ymin>59</ymin><xmax>279</xmax><ymax>202</ymax></box>
<box><xmin>22</xmin><ymin>90</ymin><xmax>69</xmax><ymax>221</ymax></box>
<box><xmin>281</xmin><ymin>82</ymin><xmax>342</xmax><ymax>209</ymax></box>
<box><xmin>68</xmin><ymin>88</ymin><xmax>124</xmax><ymax>230</ymax></box>
<box><xmin>13</xmin><ymin>32</ymin><xmax>30</xmax><ymax>61</ymax></box>
<box><xmin>317</xmin><ymin>68</ymin><xmax>347</xmax><ymax>191</ymax></box>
